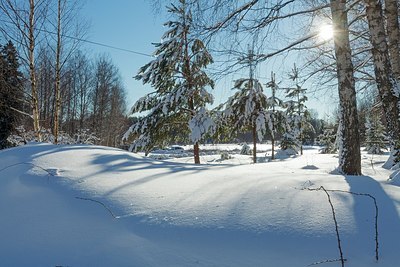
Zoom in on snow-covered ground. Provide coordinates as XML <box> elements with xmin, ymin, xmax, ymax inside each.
<box><xmin>1</xmin><ymin>143</ymin><xmax>399</xmax><ymax>266</ymax></box>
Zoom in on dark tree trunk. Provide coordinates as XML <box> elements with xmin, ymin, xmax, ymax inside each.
<box><xmin>271</xmin><ymin>135</ymin><xmax>275</xmax><ymax>160</ymax></box>
<box><xmin>330</xmin><ymin>0</ymin><xmax>361</xmax><ymax>175</ymax></box>
<box><xmin>194</xmin><ymin>142</ymin><xmax>200</xmax><ymax>164</ymax></box>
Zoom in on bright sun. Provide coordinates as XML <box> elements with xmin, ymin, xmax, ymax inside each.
<box><xmin>318</xmin><ymin>24</ymin><xmax>334</xmax><ymax>41</ymax></box>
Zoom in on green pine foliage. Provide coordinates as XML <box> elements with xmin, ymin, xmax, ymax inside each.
<box><xmin>0</xmin><ymin>41</ymin><xmax>24</xmax><ymax>149</ymax></box>
<box><xmin>218</xmin><ymin>72</ymin><xmax>273</xmax><ymax>163</ymax></box>
<box><xmin>222</xmin><ymin>78</ymin><xmax>270</xmax><ymax>140</ymax></box>
<box><xmin>281</xmin><ymin>65</ymin><xmax>313</xmax><ymax>154</ymax></box>
<box><xmin>318</xmin><ymin>125</ymin><xmax>338</xmax><ymax>154</ymax></box>
<box><xmin>265</xmin><ymin>73</ymin><xmax>286</xmax><ymax>140</ymax></box>
<box><xmin>365</xmin><ymin>113</ymin><xmax>387</xmax><ymax>154</ymax></box>
<box><xmin>124</xmin><ymin>0</ymin><xmax>214</xmax><ymax>154</ymax></box>
<box><xmin>280</xmin><ymin>130</ymin><xmax>300</xmax><ymax>153</ymax></box>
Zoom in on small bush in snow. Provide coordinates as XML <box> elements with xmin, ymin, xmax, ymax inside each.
<box><xmin>276</xmin><ymin>148</ymin><xmax>297</xmax><ymax>158</ymax></box>
<box><xmin>148</xmin><ymin>154</ymin><xmax>169</xmax><ymax>160</ymax></box>
<box><xmin>220</xmin><ymin>151</ymin><xmax>232</xmax><ymax>160</ymax></box>
<box><xmin>240</xmin><ymin>143</ymin><xmax>251</xmax><ymax>155</ymax></box>
<box><xmin>7</xmin><ymin>126</ymin><xmax>99</xmax><ymax>146</ymax></box>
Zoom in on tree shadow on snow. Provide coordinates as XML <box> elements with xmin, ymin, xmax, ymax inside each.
<box><xmin>342</xmin><ymin>174</ymin><xmax>400</xmax><ymax>263</ymax></box>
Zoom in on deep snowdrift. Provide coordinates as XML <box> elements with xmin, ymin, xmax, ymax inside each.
<box><xmin>0</xmin><ymin>143</ymin><xmax>399</xmax><ymax>266</ymax></box>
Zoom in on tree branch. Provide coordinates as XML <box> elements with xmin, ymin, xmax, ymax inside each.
<box><xmin>75</xmin><ymin>197</ymin><xmax>119</xmax><ymax>219</ymax></box>
<box><xmin>305</xmin><ymin>186</ymin><xmax>380</xmax><ymax>262</ymax></box>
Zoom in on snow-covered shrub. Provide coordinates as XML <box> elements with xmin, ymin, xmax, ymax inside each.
<box><xmin>240</xmin><ymin>143</ymin><xmax>251</xmax><ymax>155</ymax></box>
<box><xmin>220</xmin><ymin>151</ymin><xmax>232</xmax><ymax>160</ymax></box>
<box><xmin>148</xmin><ymin>154</ymin><xmax>169</xmax><ymax>160</ymax></box>
<box><xmin>275</xmin><ymin>148</ymin><xmax>297</xmax><ymax>158</ymax></box>
<box><xmin>74</xmin><ymin>129</ymin><xmax>100</xmax><ymax>145</ymax></box>
<box><xmin>6</xmin><ymin>126</ymin><xmax>99</xmax><ymax>146</ymax></box>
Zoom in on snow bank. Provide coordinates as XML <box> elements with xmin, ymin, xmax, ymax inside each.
<box><xmin>0</xmin><ymin>143</ymin><xmax>399</xmax><ymax>266</ymax></box>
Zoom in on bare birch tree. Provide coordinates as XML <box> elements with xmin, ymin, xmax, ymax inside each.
<box><xmin>0</xmin><ymin>0</ymin><xmax>50</xmax><ymax>140</ymax></box>
<box><xmin>53</xmin><ymin>0</ymin><xmax>62</xmax><ymax>143</ymax></box>
<box><xmin>330</xmin><ymin>0</ymin><xmax>361</xmax><ymax>174</ymax></box>
<box><xmin>364</xmin><ymin>0</ymin><xmax>400</xmax><ymax>164</ymax></box>
<box><xmin>384</xmin><ymin>0</ymin><xmax>400</xmax><ymax>81</ymax></box>
<box><xmin>47</xmin><ymin>0</ymin><xmax>87</xmax><ymax>143</ymax></box>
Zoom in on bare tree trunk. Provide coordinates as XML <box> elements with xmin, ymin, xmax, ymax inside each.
<box><xmin>252</xmin><ymin>122</ymin><xmax>257</xmax><ymax>163</ymax></box>
<box><xmin>271</xmin><ymin>133</ymin><xmax>275</xmax><ymax>160</ymax></box>
<box><xmin>270</xmin><ymin>72</ymin><xmax>276</xmax><ymax>160</ymax></box>
<box><xmin>29</xmin><ymin>0</ymin><xmax>41</xmax><ymax>140</ymax></box>
<box><xmin>330</xmin><ymin>0</ymin><xmax>361</xmax><ymax>175</ymax></box>
<box><xmin>182</xmin><ymin>13</ymin><xmax>201</xmax><ymax>164</ymax></box>
<box><xmin>297</xmin><ymin>88</ymin><xmax>303</xmax><ymax>156</ymax></box>
<box><xmin>385</xmin><ymin>0</ymin><xmax>400</xmax><ymax>81</ymax></box>
<box><xmin>189</xmin><ymin>94</ymin><xmax>201</xmax><ymax>164</ymax></box>
<box><xmin>364</xmin><ymin>0</ymin><xmax>400</xmax><ymax>160</ymax></box>
<box><xmin>53</xmin><ymin>0</ymin><xmax>62</xmax><ymax>144</ymax></box>
<box><xmin>194</xmin><ymin>142</ymin><xmax>200</xmax><ymax>164</ymax></box>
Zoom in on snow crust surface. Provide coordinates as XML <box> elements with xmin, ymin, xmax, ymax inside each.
<box><xmin>1</xmin><ymin>143</ymin><xmax>400</xmax><ymax>266</ymax></box>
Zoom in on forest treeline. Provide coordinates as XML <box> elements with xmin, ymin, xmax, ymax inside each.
<box><xmin>0</xmin><ymin>40</ymin><xmax>129</xmax><ymax>147</ymax></box>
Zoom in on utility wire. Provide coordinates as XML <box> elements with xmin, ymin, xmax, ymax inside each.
<box><xmin>0</xmin><ymin>19</ymin><xmax>288</xmax><ymax>83</ymax></box>
<box><xmin>0</xmin><ymin>18</ymin><xmax>154</xmax><ymax>58</ymax></box>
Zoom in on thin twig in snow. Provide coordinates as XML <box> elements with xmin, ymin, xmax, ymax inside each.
<box><xmin>305</xmin><ymin>186</ymin><xmax>379</xmax><ymax>262</ymax></box>
<box><xmin>314</xmin><ymin>186</ymin><xmax>345</xmax><ymax>267</ymax></box>
<box><xmin>75</xmin><ymin>197</ymin><xmax>119</xmax><ymax>219</ymax></box>
<box><xmin>0</xmin><ymin>162</ymin><xmax>55</xmax><ymax>176</ymax></box>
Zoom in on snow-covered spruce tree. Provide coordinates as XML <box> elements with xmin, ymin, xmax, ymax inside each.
<box><xmin>0</xmin><ymin>41</ymin><xmax>23</xmax><ymax>149</ymax></box>
<box><xmin>211</xmin><ymin>111</ymin><xmax>236</xmax><ymax>143</ymax></box>
<box><xmin>281</xmin><ymin>65</ymin><xmax>313</xmax><ymax>155</ymax></box>
<box><xmin>222</xmin><ymin>78</ymin><xmax>271</xmax><ymax>163</ymax></box>
<box><xmin>280</xmin><ymin>131</ymin><xmax>299</xmax><ymax>154</ymax></box>
<box><xmin>265</xmin><ymin>72</ymin><xmax>286</xmax><ymax>160</ymax></box>
<box><xmin>124</xmin><ymin>0</ymin><xmax>214</xmax><ymax>164</ymax></box>
<box><xmin>365</xmin><ymin>113</ymin><xmax>386</xmax><ymax>154</ymax></box>
<box><xmin>318</xmin><ymin>125</ymin><xmax>338</xmax><ymax>154</ymax></box>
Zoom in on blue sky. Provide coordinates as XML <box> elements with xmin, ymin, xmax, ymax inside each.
<box><xmin>82</xmin><ymin>1</ymin><xmax>336</xmax><ymax>119</ymax></box>
<box><xmin>83</xmin><ymin>0</ymin><xmax>165</xmax><ymax>108</ymax></box>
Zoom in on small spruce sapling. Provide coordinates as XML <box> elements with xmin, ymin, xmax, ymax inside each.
<box><xmin>266</xmin><ymin>72</ymin><xmax>286</xmax><ymax>159</ymax></box>
<box><xmin>281</xmin><ymin>64</ymin><xmax>313</xmax><ymax>155</ymax></box>
<box><xmin>365</xmin><ymin>114</ymin><xmax>387</xmax><ymax>154</ymax></box>
<box><xmin>319</xmin><ymin>125</ymin><xmax>338</xmax><ymax>154</ymax></box>
<box><xmin>220</xmin><ymin>47</ymin><xmax>272</xmax><ymax>163</ymax></box>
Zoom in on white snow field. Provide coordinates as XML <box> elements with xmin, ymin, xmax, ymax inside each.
<box><xmin>1</xmin><ymin>143</ymin><xmax>399</xmax><ymax>267</ymax></box>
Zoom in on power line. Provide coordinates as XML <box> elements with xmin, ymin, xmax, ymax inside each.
<box><xmin>0</xmin><ymin>19</ymin><xmax>154</xmax><ymax>58</ymax></box>
<box><xmin>56</xmin><ymin>31</ymin><xmax>154</xmax><ymax>58</ymax></box>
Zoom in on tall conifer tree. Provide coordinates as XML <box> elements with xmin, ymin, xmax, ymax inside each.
<box><xmin>0</xmin><ymin>41</ymin><xmax>23</xmax><ymax>148</ymax></box>
<box><xmin>124</xmin><ymin>0</ymin><xmax>214</xmax><ymax>164</ymax></box>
